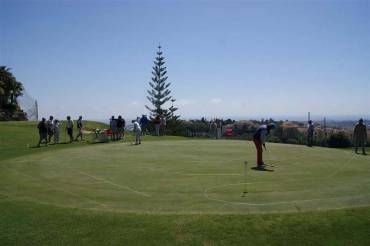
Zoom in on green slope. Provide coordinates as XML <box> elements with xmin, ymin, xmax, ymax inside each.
<box><xmin>0</xmin><ymin>121</ymin><xmax>186</xmax><ymax>161</ymax></box>
<box><xmin>0</xmin><ymin>121</ymin><xmax>108</xmax><ymax>161</ymax></box>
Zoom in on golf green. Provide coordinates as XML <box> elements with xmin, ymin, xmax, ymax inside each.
<box><xmin>1</xmin><ymin>140</ymin><xmax>369</xmax><ymax>214</ymax></box>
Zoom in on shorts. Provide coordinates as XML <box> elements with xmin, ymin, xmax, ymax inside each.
<box><xmin>67</xmin><ymin>128</ymin><xmax>73</xmax><ymax>136</ymax></box>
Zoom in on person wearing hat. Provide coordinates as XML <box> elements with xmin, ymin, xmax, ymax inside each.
<box><xmin>353</xmin><ymin>118</ymin><xmax>367</xmax><ymax>155</ymax></box>
<box><xmin>307</xmin><ymin>120</ymin><xmax>315</xmax><ymax>147</ymax></box>
<box><xmin>253</xmin><ymin>123</ymin><xmax>276</xmax><ymax>169</ymax></box>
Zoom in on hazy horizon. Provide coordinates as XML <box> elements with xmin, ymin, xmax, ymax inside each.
<box><xmin>89</xmin><ymin>114</ymin><xmax>369</xmax><ymax>123</ymax></box>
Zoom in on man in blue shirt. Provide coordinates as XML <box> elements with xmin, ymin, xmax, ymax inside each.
<box><xmin>253</xmin><ymin>123</ymin><xmax>276</xmax><ymax>169</ymax></box>
<box><xmin>140</xmin><ymin>115</ymin><xmax>149</xmax><ymax>135</ymax></box>
<box><xmin>307</xmin><ymin>120</ymin><xmax>315</xmax><ymax>147</ymax></box>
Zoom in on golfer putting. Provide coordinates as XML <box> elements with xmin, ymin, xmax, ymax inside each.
<box><xmin>252</xmin><ymin>123</ymin><xmax>276</xmax><ymax>170</ymax></box>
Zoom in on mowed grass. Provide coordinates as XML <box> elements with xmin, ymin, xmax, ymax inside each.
<box><xmin>0</xmin><ymin>120</ymin><xmax>108</xmax><ymax>161</ymax></box>
<box><xmin>0</xmin><ymin>121</ymin><xmax>186</xmax><ymax>161</ymax></box>
<box><xmin>2</xmin><ymin>140</ymin><xmax>370</xmax><ymax>214</ymax></box>
<box><xmin>1</xmin><ymin>121</ymin><xmax>370</xmax><ymax>245</ymax></box>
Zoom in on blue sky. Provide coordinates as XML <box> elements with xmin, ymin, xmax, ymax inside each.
<box><xmin>1</xmin><ymin>0</ymin><xmax>369</xmax><ymax>120</ymax></box>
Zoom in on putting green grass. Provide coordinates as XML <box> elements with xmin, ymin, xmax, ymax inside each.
<box><xmin>1</xmin><ymin>140</ymin><xmax>369</xmax><ymax>214</ymax></box>
<box><xmin>1</xmin><ymin>122</ymin><xmax>370</xmax><ymax>245</ymax></box>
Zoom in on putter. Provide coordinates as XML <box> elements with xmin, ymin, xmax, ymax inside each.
<box><xmin>242</xmin><ymin>161</ymin><xmax>248</xmax><ymax>197</ymax></box>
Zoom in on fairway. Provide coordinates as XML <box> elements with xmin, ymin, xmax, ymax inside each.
<box><xmin>1</xmin><ymin>140</ymin><xmax>369</xmax><ymax>214</ymax></box>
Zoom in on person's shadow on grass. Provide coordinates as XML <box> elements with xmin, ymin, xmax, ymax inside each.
<box><xmin>251</xmin><ymin>167</ymin><xmax>274</xmax><ymax>172</ymax></box>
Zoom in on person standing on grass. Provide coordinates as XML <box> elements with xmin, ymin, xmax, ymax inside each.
<box><xmin>140</xmin><ymin>115</ymin><xmax>149</xmax><ymax>135</ymax></box>
<box><xmin>37</xmin><ymin>118</ymin><xmax>48</xmax><ymax>147</ymax></box>
<box><xmin>253</xmin><ymin>123</ymin><xmax>276</xmax><ymax>169</ymax></box>
<box><xmin>132</xmin><ymin>118</ymin><xmax>142</xmax><ymax>145</ymax></box>
<box><xmin>216</xmin><ymin>119</ymin><xmax>223</xmax><ymax>139</ymax></box>
<box><xmin>75</xmin><ymin>116</ymin><xmax>84</xmax><ymax>141</ymax></box>
<box><xmin>46</xmin><ymin>115</ymin><xmax>54</xmax><ymax>143</ymax></box>
<box><xmin>66</xmin><ymin>116</ymin><xmax>74</xmax><ymax>143</ymax></box>
<box><xmin>353</xmin><ymin>118</ymin><xmax>367</xmax><ymax>155</ymax></box>
<box><xmin>53</xmin><ymin>119</ymin><xmax>60</xmax><ymax>144</ymax></box>
<box><xmin>110</xmin><ymin>116</ymin><xmax>117</xmax><ymax>141</ymax></box>
<box><xmin>116</xmin><ymin>115</ymin><xmax>124</xmax><ymax>140</ymax></box>
<box><xmin>154</xmin><ymin>115</ymin><xmax>161</xmax><ymax>136</ymax></box>
<box><xmin>121</xmin><ymin>116</ymin><xmax>126</xmax><ymax>139</ymax></box>
<box><xmin>160</xmin><ymin>115</ymin><xmax>167</xmax><ymax>136</ymax></box>
<box><xmin>116</xmin><ymin>115</ymin><xmax>123</xmax><ymax>140</ymax></box>
<box><xmin>307</xmin><ymin>120</ymin><xmax>315</xmax><ymax>147</ymax></box>
<box><xmin>210</xmin><ymin>120</ymin><xmax>217</xmax><ymax>139</ymax></box>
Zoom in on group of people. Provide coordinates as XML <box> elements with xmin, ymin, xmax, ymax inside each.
<box><xmin>209</xmin><ymin>119</ymin><xmax>223</xmax><ymax>139</ymax></box>
<box><xmin>254</xmin><ymin>118</ymin><xmax>367</xmax><ymax>170</ymax></box>
<box><xmin>36</xmin><ymin>113</ymin><xmax>169</xmax><ymax>147</ymax></box>
<box><xmin>119</xmin><ymin>114</ymin><xmax>167</xmax><ymax>145</ymax></box>
<box><xmin>152</xmin><ymin>115</ymin><xmax>167</xmax><ymax>136</ymax></box>
<box><xmin>129</xmin><ymin>114</ymin><xmax>166</xmax><ymax>145</ymax></box>
<box><xmin>107</xmin><ymin>114</ymin><xmax>166</xmax><ymax>141</ymax></box>
<box><xmin>106</xmin><ymin>114</ymin><xmax>165</xmax><ymax>145</ymax></box>
<box><xmin>306</xmin><ymin>118</ymin><xmax>367</xmax><ymax>154</ymax></box>
<box><xmin>37</xmin><ymin>115</ymin><xmax>83</xmax><ymax>147</ymax></box>
<box><xmin>109</xmin><ymin>115</ymin><xmax>126</xmax><ymax>141</ymax></box>
<box><xmin>37</xmin><ymin>114</ymin><xmax>367</xmax><ymax>165</ymax></box>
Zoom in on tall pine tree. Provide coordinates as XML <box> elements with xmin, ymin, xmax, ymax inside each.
<box><xmin>146</xmin><ymin>46</ymin><xmax>178</xmax><ymax>120</ymax></box>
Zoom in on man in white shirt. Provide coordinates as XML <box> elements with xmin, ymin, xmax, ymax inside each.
<box><xmin>66</xmin><ymin>116</ymin><xmax>74</xmax><ymax>143</ymax></box>
<box><xmin>47</xmin><ymin>115</ymin><xmax>54</xmax><ymax>143</ymax></box>
<box><xmin>160</xmin><ymin>115</ymin><xmax>167</xmax><ymax>136</ymax></box>
<box><xmin>53</xmin><ymin>119</ymin><xmax>60</xmax><ymax>144</ymax></box>
<box><xmin>132</xmin><ymin>119</ymin><xmax>142</xmax><ymax>145</ymax></box>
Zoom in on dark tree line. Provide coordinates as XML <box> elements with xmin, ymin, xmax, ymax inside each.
<box><xmin>0</xmin><ymin>66</ymin><xmax>26</xmax><ymax>120</ymax></box>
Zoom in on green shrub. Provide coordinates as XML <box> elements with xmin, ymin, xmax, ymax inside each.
<box><xmin>287</xmin><ymin>138</ymin><xmax>299</xmax><ymax>144</ymax></box>
<box><xmin>328</xmin><ymin>132</ymin><xmax>351</xmax><ymax>148</ymax></box>
<box><xmin>268</xmin><ymin>136</ymin><xmax>281</xmax><ymax>143</ymax></box>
